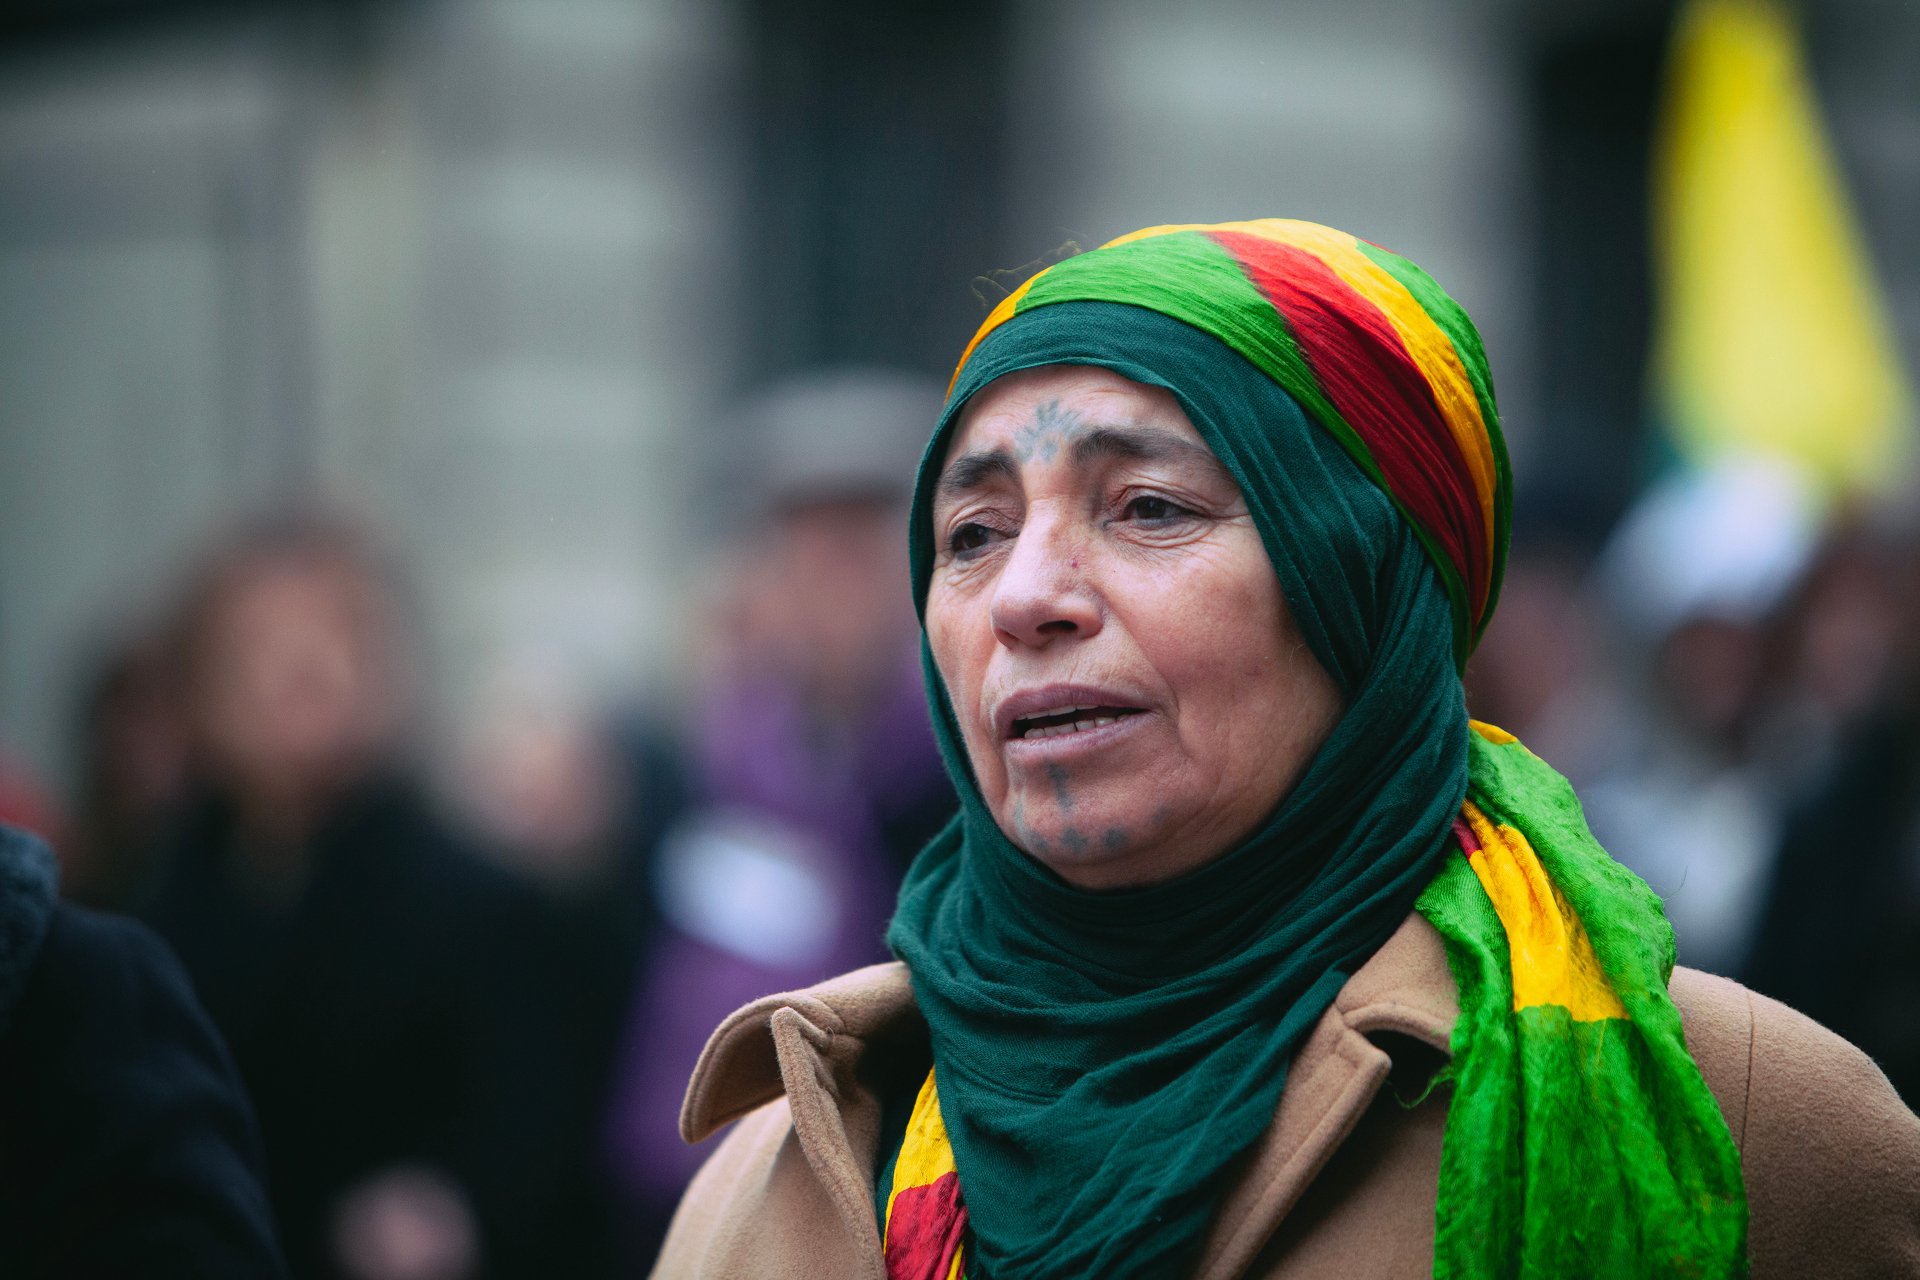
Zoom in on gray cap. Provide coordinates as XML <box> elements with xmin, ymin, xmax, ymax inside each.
<box><xmin>714</xmin><ymin>367</ymin><xmax>947</xmax><ymax>525</ymax></box>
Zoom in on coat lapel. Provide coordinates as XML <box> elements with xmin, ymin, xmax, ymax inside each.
<box><xmin>1194</xmin><ymin>914</ymin><xmax>1458</xmax><ymax>1278</ymax></box>
<box><xmin>680</xmin><ymin>919</ymin><xmax>1459</xmax><ymax>1279</ymax></box>
<box><xmin>682</xmin><ymin>963</ymin><xmax>918</xmax><ymax>1279</ymax></box>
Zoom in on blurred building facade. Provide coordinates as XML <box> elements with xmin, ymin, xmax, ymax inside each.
<box><xmin>5</xmin><ymin>0</ymin><xmax>1917</xmax><ymax>792</ymax></box>
<box><xmin>0</xmin><ymin>0</ymin><xmax>738</xmax><ymax>793</ymax></box>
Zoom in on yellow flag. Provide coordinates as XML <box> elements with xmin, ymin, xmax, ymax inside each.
<box><xmin>1654</xmin><ymin>0</ymin><xmax>1912</xmax><ymax>498</ymax></box>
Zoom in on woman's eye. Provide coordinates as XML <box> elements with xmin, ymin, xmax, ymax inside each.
<box><xmin>1124</xmin><ymin>494</ymin><xmax>1193</xmax><ymax>523</ymax></box>
<box><xmin>948</xmin><ymin>522</ymin><xmax>999</xmax><ymax>558</ymax></box>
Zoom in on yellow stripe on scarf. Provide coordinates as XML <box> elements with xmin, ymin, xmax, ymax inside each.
<box><xmin>888</xmin><ymin>1072</ymin><xmax>958</xmax><ymax>1210</ymax></box>
<box><xmin>884</xmin><ymin>1071</ymin><xmax>966</xmax><ymax>1280</ymax></box>
<box><xmin>1459</xmin><ymin>797</ymin><xmax>1627</xmax><ymax>1022</ymax></box>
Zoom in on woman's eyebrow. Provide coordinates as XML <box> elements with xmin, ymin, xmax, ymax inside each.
<box><xmin>936</xmin><ymin>426</ymin><xmax>1226</xmax><ymax>503</ymax></box>
<box><xmin>1069</xmin><ymin>425</ymin><xmax>1228</xmax><ymax>479</ymax></box>
<box><xmin>936</xmin><ymin>448</ymin><xmax>1019</xmax><ymax>501</ymax></box>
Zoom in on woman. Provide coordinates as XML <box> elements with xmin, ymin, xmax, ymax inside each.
<box><xmin>651</xmin><ymin>220</ymin><xmax>1920</xmax><ymax>1278</ymax></box>
<box><xmin>141</xmin><ymin>516</ymin><xmax>565</xmax><ymax>1279</ymax></box>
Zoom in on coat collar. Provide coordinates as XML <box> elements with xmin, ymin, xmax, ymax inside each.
<box><xmin>679</xmin><ymin>912</ymin><xmax>1459</xmax><ymax>1277</ymax></box>
<box><xmin>1195</xmin><ymin>913</ymin><xmax>1456</xmax><ymax>1276</ymax></box>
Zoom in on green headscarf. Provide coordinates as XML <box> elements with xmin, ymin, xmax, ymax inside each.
<box><xmin>889</xmin><ymin>302</ymin><xmax>1469</xmax><ymax>1277</ymax></box>
<box><xmin>887</xmin><ymin>222</ymin><xmax>1745</xmax><ymax>1280</ymax></box>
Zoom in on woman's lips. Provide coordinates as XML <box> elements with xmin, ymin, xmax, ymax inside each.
<box><xmin>993</xmin><ymin>684</ymin><xmax>1151</xmax><ymax>741</ymax></box>
<box><xmin>1002</xmin><ymin>707</ymin><xmax>1151</xmax><ymax>760</ymax></box>
<box><xmin>1010</xmin><ymin>705</ymin><xmax>1146</xmax><ymax>739</ymax></box>
<box><xmin>994</xmin><ymin>686</ymin><xmax>1154</xmax><ymax>766</ymax></box>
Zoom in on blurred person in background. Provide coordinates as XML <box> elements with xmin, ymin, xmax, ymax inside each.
<box><xmin>1746</xmin><ymin>513</ymin><xmax>1905</xmax><ymax>785</ymax></box>
<box><xmin>1459</xmin><ymin>493</ymin><xmax>1620</xmax><ymax>780</ymax></box>
<box><xmin>456</xmin><ymin>664</ymin><xmax>671</xmax><ymax>1278</ymax></box>
<box><xmin>137</xmin><ymin>512</ymin><xmax>576</xmax><ymax>1280</ymax></box>
<box><xmin>605</xmin><ymin>369</ymin><xmax>956</xmax><ymax>1267</ymax></box>
<box><xmin>63</xmin><ymin>626</ymin><xmax>192</xmax><ymax>910</ymax></box>
<box><xmin>1574</xmin><ymin>457</ymin><xmax>1819</xmax><ymax>975</ymax></box>
<box><xmin>1746</xmin><ymin>501</ymin><xmax>1920</xmax><ymax>1104</ymax></box>
<box><xmin>1459</xmin><ymin>547</ymin><xmax>1593</xmax><ymax>751</ymax></box>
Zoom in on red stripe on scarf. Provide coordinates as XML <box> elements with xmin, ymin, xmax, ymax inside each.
<box><xmin>1209</xmin><ymin>230</ymin><xmax>1489</xmax><ymax>619</ymax></box>
<box><xmin>885</xmin><ymin>1171</ymin><xmax>967</xmax><ymax>1280</ymax></box>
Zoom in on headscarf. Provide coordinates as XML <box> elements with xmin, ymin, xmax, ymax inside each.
<box><xmin>886</xmin><ymin>220</ymin><xmax>1745</xmax><ymax>1279</ymax></box>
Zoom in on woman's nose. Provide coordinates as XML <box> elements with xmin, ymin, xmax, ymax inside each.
<box><xmin>988</xmin><ymin>509</ymin><xmax>1103</xmax><ymax>650</ymax></box>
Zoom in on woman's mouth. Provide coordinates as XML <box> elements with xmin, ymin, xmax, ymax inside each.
<box><xmin>1011</xmin><ymin>705</ymin><xmax>1145</xmax><ymax>740</ymax></box>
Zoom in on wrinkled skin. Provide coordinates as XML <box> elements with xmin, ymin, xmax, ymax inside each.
<box><xmin>925</xmin><ymin>365</ymin><xmax>1341</xmax><ymax>890</ymax></box>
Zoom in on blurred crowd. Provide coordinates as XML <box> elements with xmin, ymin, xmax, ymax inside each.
<box><xmin>4</xmin><ymin>369</ymin><xmax>1920</xmax><ymax>1278</ymax></box>
<box><xmin>0</xmin><ymin>371</ymin><xmax>956</xmax><ymax>1280</ymax></box>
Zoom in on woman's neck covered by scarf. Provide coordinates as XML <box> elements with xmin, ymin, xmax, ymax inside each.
<box><xmin>888</xmin><ymin>298</ymin><xmax>1471</xmax><ymax>1278</ymax></box>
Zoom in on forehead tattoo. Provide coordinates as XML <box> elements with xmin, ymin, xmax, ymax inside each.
<box><xmin>937</xmin><ymin>400</ymin><xmax>1231</xmax><ymax>505</ymax></box>
<box><xmin>1012</xmin><ymin>399</ymin><xmax>1084</xmax><ymax>464</ymax></box>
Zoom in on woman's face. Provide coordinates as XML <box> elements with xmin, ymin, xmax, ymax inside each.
<box><xmin>926</xmin><ymin>365</ymin><xmax>1342</xmax><ymax>890</ymax></box>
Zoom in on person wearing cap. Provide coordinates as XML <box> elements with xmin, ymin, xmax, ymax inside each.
<box><xmin>606</xmin><ymin>369</ymin><xmax>957</xmax><ymax>1266</ymax></box>
<box><xmin>1574</xmin><ymin>457</ymin><xmax>1822</xmax><ymax>976</ymax></box>
<box><xmin>649</xmin><ymin>221</ymin><xmax>1920</xmax><ymax>1279</ymax></box>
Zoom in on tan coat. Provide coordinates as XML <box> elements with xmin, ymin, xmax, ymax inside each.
<box><xmin>651</xmin><ymin>914</ymin><xmax>1920</xmax><ymax>1278</ymax></box>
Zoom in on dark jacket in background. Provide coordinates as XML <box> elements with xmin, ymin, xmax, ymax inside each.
<box><xmin>1747</xmin><ymin>709</ymin><xmax>1920</xmax><ymax>1105</ymax></box>
<box><xmin>143</xmin><ymin>772</ymin><xmax>586</xmax><ymax>1278</ymax></box>
<box><xmin>0</xmin><ymin>825</ymin><xmax>284</xmax><ymax>1277</ymax></box>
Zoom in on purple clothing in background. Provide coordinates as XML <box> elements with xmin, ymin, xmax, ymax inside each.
<box><xmin>606</xmin><ymin>649</ymin><xmax>950</xmax><ymax>1212</ymax></box>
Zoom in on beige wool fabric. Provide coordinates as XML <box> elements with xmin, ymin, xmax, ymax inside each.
<box><xmin>651</xmin><ymin>914</ymin><xmax>1920</xmax><ymax>1279</ymax></box>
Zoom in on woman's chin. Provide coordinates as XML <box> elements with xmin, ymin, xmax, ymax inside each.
<box><xmin>1000</xmin><ymin>797</ymin><xmax>1192</xmax><ymax>890</ymax></box>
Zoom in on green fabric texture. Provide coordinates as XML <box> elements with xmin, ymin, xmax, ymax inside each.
<box><xmin>1415</xmin><ymin>731</ymin><xmax>1747</xmax><ymax>1278</ymax></box>
<box><xmin>889</xmin><ymin>302</ymin><xmax>1471</xmax><ymax>1279</ymax></box>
